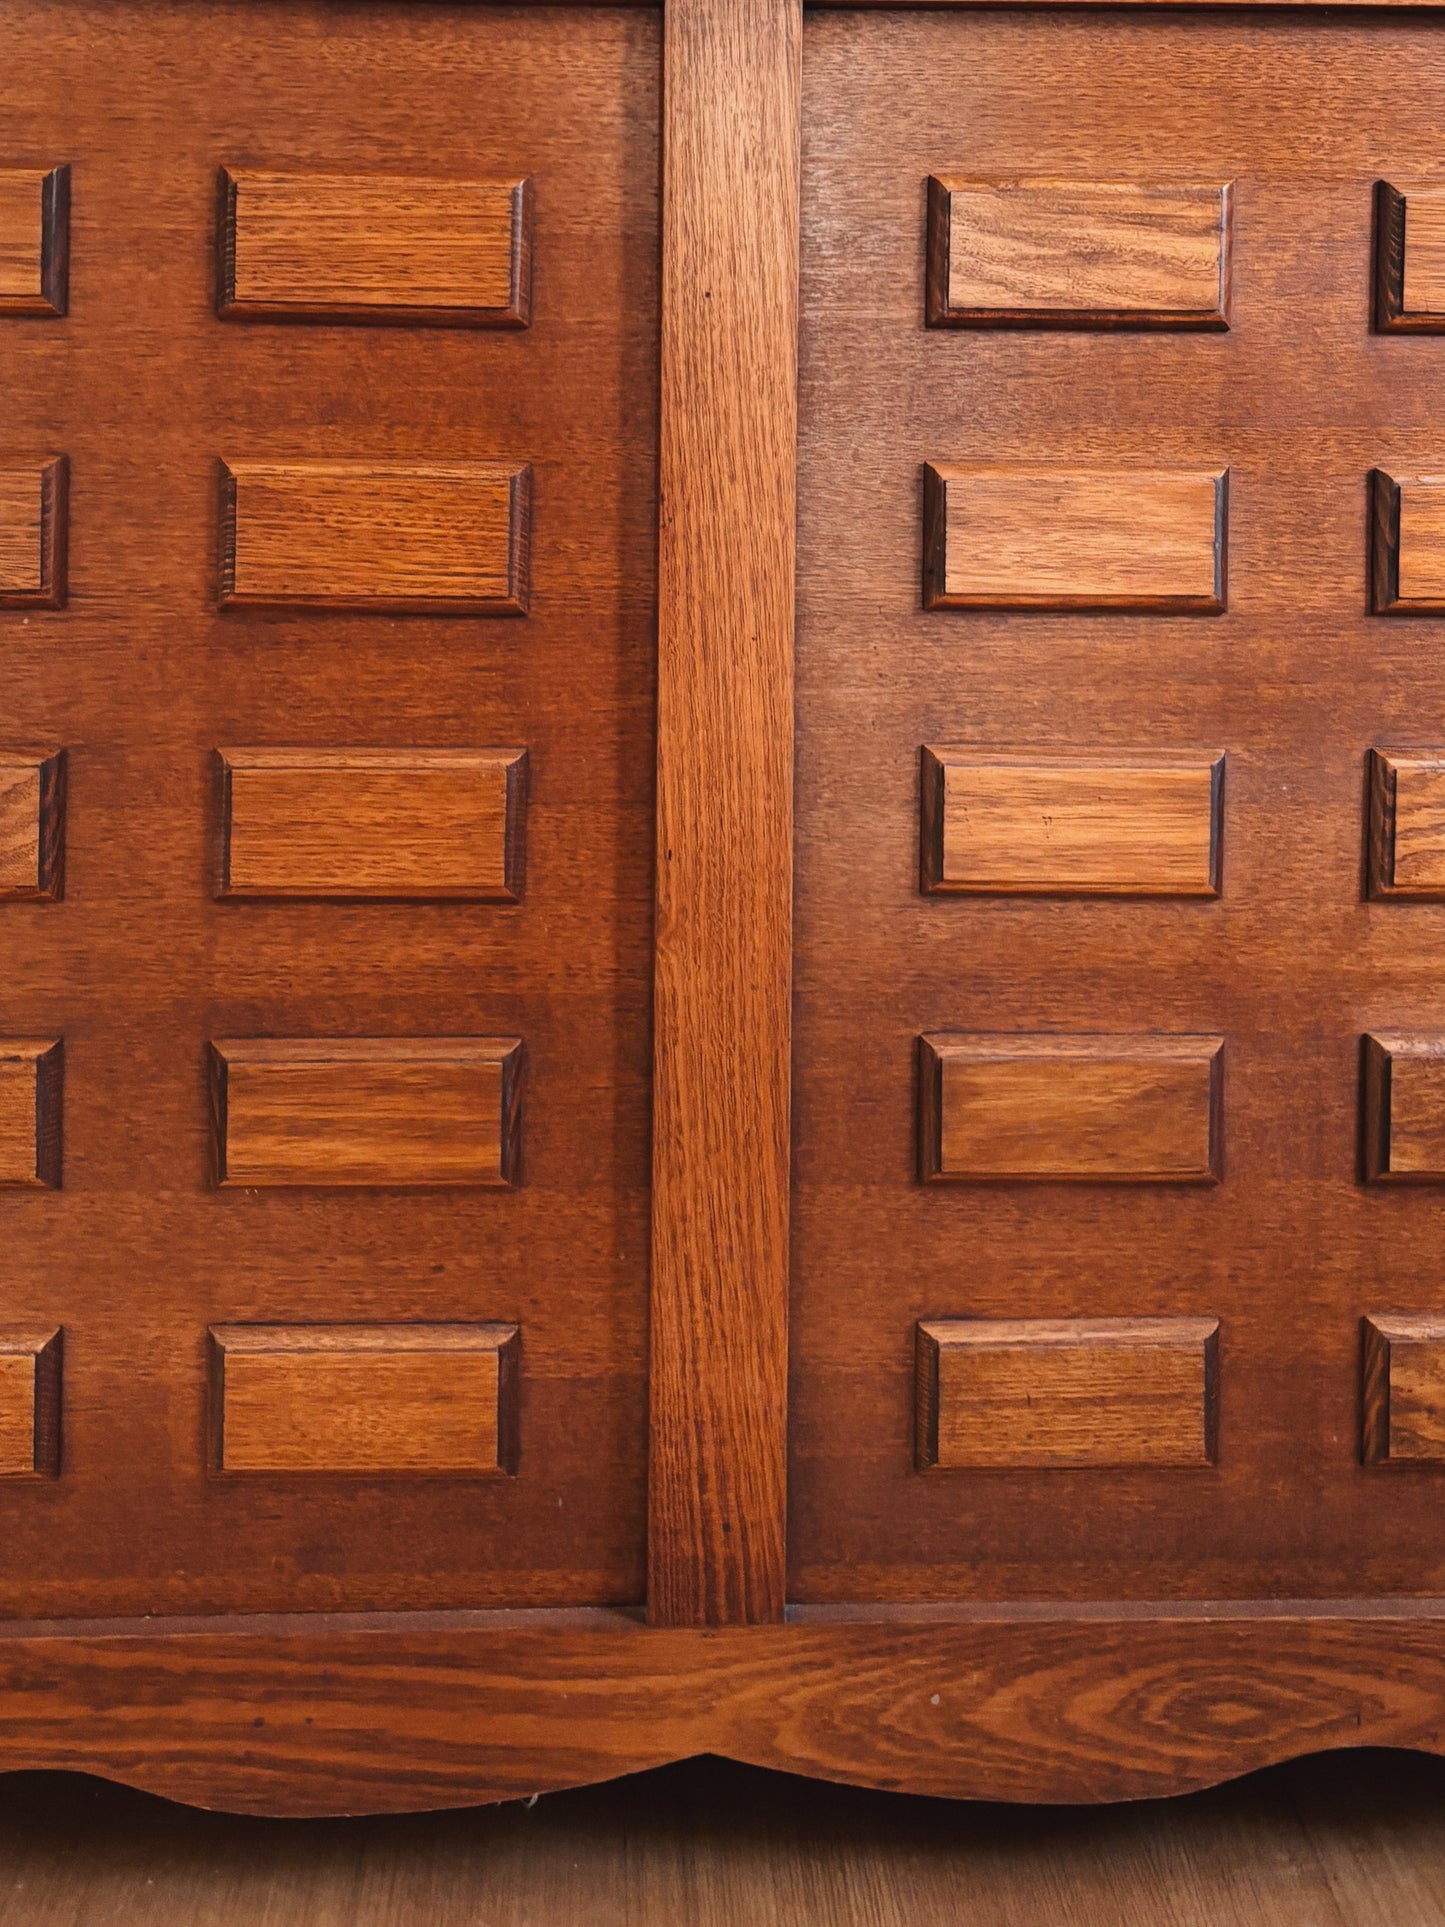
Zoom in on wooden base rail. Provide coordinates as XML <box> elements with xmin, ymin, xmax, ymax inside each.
<box><xmin>0</xmin><ymin>1605</ymin><xmax>1437</xmax><ymax>1814</ymax></box>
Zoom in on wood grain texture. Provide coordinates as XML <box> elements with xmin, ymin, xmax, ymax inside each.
<box><xmin>0</xmin><ymin>750</ymin><xmax>64</xmax><ymax>899</ymax></box>
<box><xmin>209</xmin><ymin>1324</ymin><xmax>520</xmax><ymax>1477</ymax></box>
<box><xmin>0</xmin><ymin>455</ymin><xmax>65</xmax><ymax>607</ymax></box>
<box><xmin>1361</xmin><ymin>1035</ymin><xmax>1445</xmax><ymax>1182</ymax></box>
<box><xmin>649</xmin><ymin>0</ymin><xmax>799</xmax><ymax>1627</ymax></box>
<box><xmin>218</xmin><ymin>460</ymin><xmax>531</xmax><ymax>613</ymax></box>
<box><xmin>922</xmin><ymin>463</ymin><xmax>1228</xmax><ymax>611</ymax></box>
<box><xmin>1368</xmin><ymin>470</ymin><xmax>1445</xmax><ymax>613</ymax></box>
<box><xmin>210</xmin><ymin>1038</ymin><xmax>523</xmax><ymax>1188</ymax></box>
<box><xmin>1362</xmin><ymin>1314</ymin><xmax>1445</xmax><ymax>1463</ymax></box>
<box><xmin>919</xmin><ymin>1033</ymin><xmax>1223</xmax><ymax>1183</ymax></box>
<box><xmin>920</xmin><ymin>747</ymin><xmax>1223</xmax><ymax>895</ymax></box>
<box><xmin>0</xmin><ymin>1331</ymin><xmax>60</xmax><ymax>1479</ymax></box>
<box><xmin>0</xmin><ymin>166</ymin><xmax>67</xmax><ymax>315</ymax></box>
<box><xmin>926</xmin><ymin>177</ymin><xmax>1232</xmax><ymax>329</ymax></box>
<box><xmin>1366</xmin><ymin>748</ymin><xmax>1445</xmax><ymax>897</ymax></box>
<box><xmin>3</xmin><ymin>1608</ymin><xmax>1445</xmax><ymax>1814</ymax></box>
<box><xmin>0</xmin><ymin>1040</ymin><xmax>61</xmax><ymax>1188</ymax></box>
<box><xmin>916</xmin><ymin>1316</ymin><xmax>1220</xmax><ymax>1469</ymax></box>
<box><xmin>218</xmin><ymin>169</ymin><xmax>532</xmax><ymax>327</ymax></box>
<box><xmin>0</xmin><ymin>0</ymin><xmax>657</xmax><ymax>1618</ymax></box>
<box><xmin>217</xmin><ymin>748</ymin><xmax>527</xmax><ymax>900</ymax></box>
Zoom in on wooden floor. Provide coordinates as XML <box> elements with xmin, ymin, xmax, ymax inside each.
<box><xmin>0</xmin><ymin>1749</ymin><xmax>1442</xmax><ymax>1924</ymax></box>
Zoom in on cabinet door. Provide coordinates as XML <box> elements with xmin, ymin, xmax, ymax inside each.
<box><xmin>791</xmin><ymin>6</ymin><xmax>1445</xmax><ymax>1601</ymax></box>
<box><xmin>0</xmin><ymin>0</ymin><xmax>658</xmax><ymax>1613</ymax></box>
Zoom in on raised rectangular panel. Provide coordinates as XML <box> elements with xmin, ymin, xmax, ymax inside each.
<box><xmin>919</xmin><ymin>1033</ymin><xmax>1223</xmax><ymax>1184</ymax></box>
<box><xmin>0</xmin><ymin>1041</ymin><xmax>61</xmax><ymax>1188</ymax></box>
<box><xmin>218</xmin><ymin>169</ymin><xmax>532</xmax><ymax>327</ymax></box>
<box><xmin>208</xmin><ymin>1323</ymin><xmax>520</xmax><ymax>1475</ymax></box>
<box><xmin>0</xmin><ymin>457</ymin><xmax>66</xmax><ymax>608</ymax></box>
<box><xmin>1362</xmin><ymin>1315</ymin><xmax>1445</xmax><ymax>1462</ymax></box>
<box><xmin>1368</xmin><ymin>471</ymin><xmax>1445</xmax><ymax>613</ymax></box>
<box><xmin>217</xmin><ymin>748</ymin><xmax>527</xmax><ymax>900</ymax></box>
<box><xmin>920</xmin><ymin>748</ymin><xmax>1223</xmax><ymax>896</ymax></box>
<box><xmin>0</xmin><ymin>1331</ymin><xmax>61</xmax><ymax>1479</ymax></box>
<box><xmin>916</xmin><ymin>1317</ymin><xmax>1220</xmax><ymax>1469</ymax></box>
<box><xmin>0</xmin><ymin>751</ymin><xmax>64</xmax><ymax>899</ymax></box>
<box><xmin>0</xmin><ymin>166</ymin><xmax>68</xmax><ymax>316</ymax></box>
<box><xmin>1367</xmin><ymin>749</ymin><xmax>1445</xmax><ymax>897</ymax></box>
<box><xmin>1374</xmin><ymin>181</ymin><xmax>1445</xmax><ymax>331</ymax></box>
<box><xmin>1360</xmin><ymin>1033</ymin><xmax>1445</xmax><ymax>1181</ymax></box>
<box><xmin>210</xmin><ymin>1037</ymin><xmax>523</xmax><ymax>1188</ymax></box>
<box><xmin>218</xmin><ymin>460</ymin><xmax>531</xmax><ymax>614</ymax></box>
<box><xmin>922</xmin><ymin>465</ymin><xmax>1227</xmax><ymax>612</ymax></box>
<box><xmin>926</xmin><ymin>178</ymin><xmax>1232</xmax><ymax>330</ymax></box>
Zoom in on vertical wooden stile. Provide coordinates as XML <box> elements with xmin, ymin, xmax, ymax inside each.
<box><xmin>649</xmin><ymin>0</ymin><xmax>801</xmax><ymax>1624</ymax></box>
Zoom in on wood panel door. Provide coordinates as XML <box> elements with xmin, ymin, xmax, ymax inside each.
<box><xmin>0</xmin><ymin>0</ymin><xmax>658</xmax><ymax>1614</ymax></box>
<box><xmin>791</xmin><ymin>6</ymin><xmax>1445</xmax><ymax>1602</ymax></box>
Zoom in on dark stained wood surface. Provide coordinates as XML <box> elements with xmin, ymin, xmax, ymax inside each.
<box><xmin>0</xmin><ymin>0</ymin><xmax>659</xmax><ymax>1616</ymax></box>
<box><xmin>791</xmin><ymin>7</ymin><xmax>1445</xmax><ymax>1604</ymax></box>
<box><xmin>649</xmin><ymin>0</ymin><xmax>800</xmax><ymax>1626</ymax></box>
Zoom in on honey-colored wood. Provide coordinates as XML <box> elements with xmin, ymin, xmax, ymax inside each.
<box><xmin>0</xmin><ymin>750</ymin><xmax>64</xmax><ymax>900</ymax></box>
<box><xmin>217</xmin><ymin>748</ymin><xmax>527</xmax><ymax>900</ymax></box>
<box><xmin>0</xmin><ymin>1041</ymin><xmax>61</xmax><ymax>1189</ymax></box>
<box><xmin>1362</xmin><ymin>1314</ymin><xmax>1445</xmax><ymax>1463</ymax></box>
<box><xmin>650</xmin><ymin>0</ymin><xmax>800</xmax><ymax>1627</ymax></box>
<box><xmin>1369</xmin><ymin>470</ymin><xmax>1445</xmax><ymax>613</ymax></box>
<box><xmin>218</xmin><ymin>460</ymin><xmax>531</xmax><ymax>613</ymax></box>
<box><xmin>916</xmin><ymin>1316</ymin><xmax>1220</xmax><ymax>1469</ymax></box>
<box><xmin>926</xmin><ymin>178</ymin><xmax>1232</xmax><ymax>329</ymax></box>
<box><xmin>208</xmin><ymin>1324</ymin><xmax>520</xmax><ymax>1477</ymax></box>
<box><xmin>0</xmin><ymin>165</ymin><xmax>67</xmax><ymax>315</ymax></box>
<box><xmin>210</xmin><ymin>1038</ymin><xmax>523</xmax><ymax>1188</ymax></box>
<box><xmin>0</xmin><ymin>1331</ymin><xmax>61</xmax><ymax>1480</ymax></box>
<box><xmin>0</xmin><ymin>455</ymin><xmax>65</xmax><ymax>607</ymax></box>
<box><xmin>920</xmin><ymin>748</ymin><xmax>1223</xmax><ymax>895</ymax></box>
<box><xmin>218</xmin><ymin>170</ymin><xmax>532</xmax><ymax>327</ymax></box>
<box><xmin>919</xmin><ymin>1033</ymin><xmax>1223</xmax><ymax>1183</ymax></box>
<box><xmin>922</xmin><ymin>463</ymin><xmax>1228</xmax><ymax>611</ymax></box>
<box><xmin>1361</xmin><ymin>1034</ymin><xmax>1445</xmax><ymax>1181</ymax></box>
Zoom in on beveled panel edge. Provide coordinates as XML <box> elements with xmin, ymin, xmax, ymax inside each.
<box><xmin>924</xmin><ymin>175</ymin><xmax>1232</xmax><ymax>331</ymax></box>
<box><xmin>215</xmin><ymin>460</ymin><xmax>533</xmax><ymax>616</ymax></box>
<box><xmin>215</xmin><ymin>169</ymin><xmax>534</xmax><ymax>328</ymax></box>
<box><xmin>0</xmin><ymin>1039</ymin><xmax>63</xmax><ymax>1189</ymax></box>
<box><xmin>918</xmin><ymin>745</ymin><xmax>1225</xmax><ymax>897</ymax></box>
<box><xmin>205</xmin><ymin>1323</ymin><xmax>522</xmax><ymax>1478</ymax></box>
<box><xmin>914</xmin><ymin>1316</ymin><xmax>1221</xmax><ymax>1471</ymax></box>
<box><xmin>921</xmin><ymin>462</ymin><xmax>1229</xmax><ymax>614</ymax></box>
<box><xmin>0</xmin><ymin>166</ymin><xmax>68</xmax><ymax>318</ymax></box>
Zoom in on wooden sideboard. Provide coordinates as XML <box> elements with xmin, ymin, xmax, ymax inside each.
<box><xmin>4</xmin><ymin>0</ymin><xmax>1445</xmax><ymax>1814</ymax></box>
